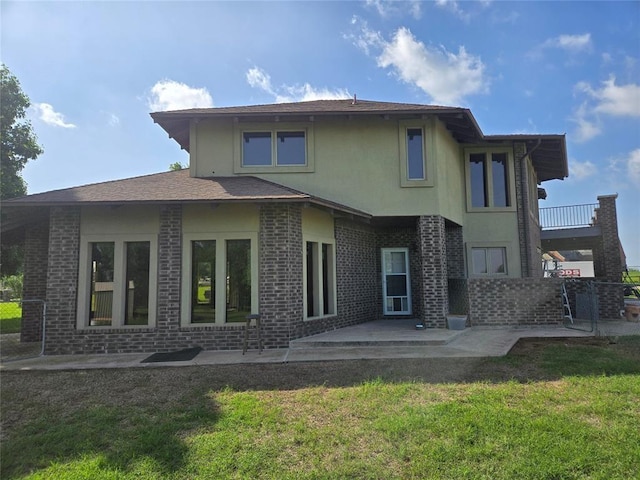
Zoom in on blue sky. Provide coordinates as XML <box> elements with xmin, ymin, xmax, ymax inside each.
<box><xmin>2</xmin><ymin>1</ymin><xmax>639</xmax><ymax>266</ymax></box>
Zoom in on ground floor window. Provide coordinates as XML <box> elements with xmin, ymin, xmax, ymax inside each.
<box><xmin>304</xmin><ymin>239</ymin><xmax>336</xmax><ymax>319</ymax></box>
<box><xmin>182</xmin><ymin>234</ymin><xmax>257</xmax><ymax>325</ymax></box>
<box><xmin>78</xmin><ymin>235</ymin><xmax>157</xmax><ymax>328</ymax></box>
<box><xmin>382</xmin><ymin>248</ymin><xmax>412</xmax><ymax>315</ymax></box>
<box><xmin>471</xmin><ymin>247</ymin><xmax>507</xmax><ymax>275</ymax></box>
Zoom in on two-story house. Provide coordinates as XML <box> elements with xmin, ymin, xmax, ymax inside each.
<box><xmin>4</xmin><ymin>99</ymin><xmax>569</xmax><ymax>354</ymax></box>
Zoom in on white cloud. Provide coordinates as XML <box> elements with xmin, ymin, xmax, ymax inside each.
<box><xmin>147</xmin><ymin>80</ymin><xmax>213</xmax><ymax>111</ymax></box>
<box><xmin>246</xmin><ymin>66</ymin><xmax>350</xmax><ymax>103</ymax></box>
<box><xmin>577</xmin><ymin>76</ymin><xmax>640</xmax><ymax>117</ymax></box>
<box><xmin>627</xmin><ymin>148</ymin><xmax>640</xmax><ymax>182</ymax></box>
<box><xmin>544</xmin><ymin>33</ymin><xmax>592</xmax><ymax>52</ymax></box>
<box><xmin>569</xmin><ymin>159</ymin><xmax>597</xmax><ymax>180</ymax></box>
<box><xmin>376</xmin><ymin>27</ymin><xmax>488</xmax><ymax>105</ymax></box>
<box><xmin>435</xmin><ymin>0</ymin><xmax>470</xmax><ymax>22</ymax></box>
<box><xmin>570</xmin><ymin>103</ymin><xmax>602</xmax><ymax>143</ymax></box>
<box><xmin>365</xmin><ymin>0</ymin><xmax>422</xmax><ymax>19</ymax></box>
<box><xmin>107</xmin><ymin>113</ymin><xmax>119</xmax><ymax>127</ymax></box>
<box><xmin>346</xmin><ymin>16</ymin><xmax>384</xmax><ymax>56</ymax></box>
<box><xmin>34</xmin><ymin>103</ymin><xmax>76</xmax><ymax>128</ymax></box>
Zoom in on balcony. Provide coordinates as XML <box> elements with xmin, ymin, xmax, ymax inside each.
<box><xmin>540</xmin><ymin>203</ymin><xmax>601</xmax><ymax>250</ymax></box>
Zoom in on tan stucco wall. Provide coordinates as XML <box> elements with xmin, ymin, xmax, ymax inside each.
<box><xmin>191</xmin><ymin>116</ymin><xmax>465</xmax><ymax>218</ymax></box>
<box><xmin>80</xmin><ymin>205</ymin><xmax>160</xmax><ymax>235</ymax></box>
<box><xmin>463</xmin><ymin>212</ymin><xmax>522</xmax><ymax>278</ymax></box>
<box><xmin>182</xmin><ymin>203</ymin><xmax>259</xmax><ymax>233</ymax></box>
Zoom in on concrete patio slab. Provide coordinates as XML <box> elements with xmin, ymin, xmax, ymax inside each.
<box><xmin>1</xmin><ymin>319</ymin><xmax>637</xmax><ymax>371</ymax></box>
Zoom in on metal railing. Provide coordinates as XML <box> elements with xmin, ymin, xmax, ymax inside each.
<box><xmin>539</xmin><ymin>203</ymin><xmax>598</xmax><ymax>230</ymax></box>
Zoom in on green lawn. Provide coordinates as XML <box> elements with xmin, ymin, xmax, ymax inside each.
<box><xmin>0</xmin><ymin>302</ymin><xmax>21</xmax><ymax>334</ymax></box>
<box><xmin>2</xmin><ymin>337</ymin><xmax>639</xmax><ymax>479</ymax></box>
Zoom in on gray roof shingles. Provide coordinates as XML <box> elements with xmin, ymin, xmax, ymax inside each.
<box><xmin>2</xmin><ymin>169</ymin><xmax>370</xmax><ymax>218</ymax></box>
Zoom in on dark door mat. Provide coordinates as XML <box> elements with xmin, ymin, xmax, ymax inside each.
<box><xmin>141</xmin><ymin>347</ymin><xmax>202</xmax><ymax>363</ymax></box>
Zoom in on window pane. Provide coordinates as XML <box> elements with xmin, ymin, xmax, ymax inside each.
<box><xmin>386</xmin><ymin>275</ymin><xmax>407</xmax><ymax>296</ymax></box>
<box><xmin>242</xmin><ymin>132</ymin><xmax>272</xmax><ymax>166</ymax></box>
<box><xmin>492</xmin><ymin>153</ymin><xmax>509</xmax><ymax>207</ymax></box>
<box><xmin>470</xmin><ymin>153</ymin><xmax>488</xmax><ymax>207</ymax></box>
<box><xmin>226</xmin><ymin>240</ymin><xmax>251</xmax><ymax>322</ymax></box>
<box><xmin>407</xmin><ymin>128</ymin><xmax>424</xmax><ymax>180</ymax></box>
<box><xmin>472</xmin><ymin>248</ymin><xmax>487</xmax><ymax>274</ymax></box>
<box><xmin>124</xmin><ymin>242</ymin><xmax>150</xmax><ymax>326</ymax></box>
<box><xmin>191</xmin><ymin>240</ymin><xmax>216</xmax><ymax>323</ymax></box>
<box><xmin>89</xmin><ymin>242</ymin><xmax>114</xmax><ymax>326</ymax></box>
<box><xmin>276</xmin><ymin>131</ymin><xmax>306</xmax><ymax>165</ymax></box>
<box><xmin>488</xmin><ymin>248</ymin><xmax>506</xmax><ymax>274</ymax></box>
<box><xmin>306</xmin><ymin>242</ymin><xmax>316</xmax><ymax>317</ymax></box>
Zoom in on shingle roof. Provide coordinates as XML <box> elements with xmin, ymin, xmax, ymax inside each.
<box><xmin>150</xmin><ymin>99</ymin><xmax>462</xmax><ymax>117</ymax></box>
<box><xmin>2</xmin><ymin>169</ymin><xmax>370</xmax><ymax>218</ymax></box>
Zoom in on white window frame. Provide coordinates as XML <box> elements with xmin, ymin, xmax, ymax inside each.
<box><xmin>381</xmin><ymin>247</ymin><xmax>412</xmax><ymax>315</ymax></box>
<box><xmin>181</xmin><ymin>232</ymin><xmax>258</xmax><ymax>326</ymax></box>
<box><xmin>77</xmin><ymin>234</ymin><xmax>158</xmax><ymax>329</ymax></box>
<box><xmin>303</xmin><ymin>235</ymin><xmax>337</xmax><ymax>321</ymax></box>
<box><xmin>233</xmin><ymin>122</ymin><xmax>315</xmax><ymax>173</ymax></box>
<box><xmin>398</xmin><ymin>119</ymin><xmax>434</xmax><ymax>187</ymax></box>
<box><xmin>465</xmin><ymin>147</ymin><xmax>516</xmax><ymax>212</ymax></box>
<box><xmin>467</xmin><ymin>243</ymin><xmax>509</xmax><ymax>277</ymax></box>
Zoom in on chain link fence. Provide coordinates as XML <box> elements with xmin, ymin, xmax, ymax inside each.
<box><xmin>564</xmin><ymin>280</ymin><xmax>640</xmax><ymax>333</ymax></box>
<box><xmin>0</xmin><ymin>299</ymin><xmax>45</xmax><ymax>361</ymax></box>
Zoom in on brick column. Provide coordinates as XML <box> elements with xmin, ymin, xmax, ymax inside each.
<box><xmin>259</xmin><ymin>204</ymin><xmax>303</xmax><ymax>347</ymax></box>
<box><xmin>597</xmin><ymin>194</ymin><xmax>622</xmax><ymax>282</ymax></box>
<box><xmin>156</xmin><ymin>205</ymin><xmax>182</xmax><ymax>342</ymax></box>
<box><xmin>44</xmin><ymin>207</ymin><xmax>80</xmax><ymax>353</ymax></box>
<box><xmin>21</xmin><ymin>220</ymin><xmax>49</xmax><ymax>342</ymax></box>
<box><xmin>417</xmin><ymin>215</ymin><xmax>448</xmax><ymax>327</ymax></box>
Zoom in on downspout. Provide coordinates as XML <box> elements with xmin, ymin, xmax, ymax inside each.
<box><xmin>518</xmin><ymin>138</ymin><xmax>542</xmax><ymax>277</ymax></box>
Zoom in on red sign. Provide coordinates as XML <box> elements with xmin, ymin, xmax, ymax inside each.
<box><xmin>559</xmin><ymin>269</ymin><xmax>581</xmax><ymax>277</ymax></box>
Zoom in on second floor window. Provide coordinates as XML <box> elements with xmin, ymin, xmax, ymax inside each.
<box><xmin>406</xmin><ymin>128</ymin><xmax>425</xmax><ymax>180</ymax></box>
<box><xmin>469</xmin><ymin>151</ymin><xmax>511</xmax><ymax>208</ymax></box>
<box><xmin>242</xmin><ymin>130</ymin><xmax>306</xmax><ymax>167</ymax></box>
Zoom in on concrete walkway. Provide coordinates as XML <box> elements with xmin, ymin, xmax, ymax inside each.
<box><xmin>1</xmin><ymin>319</ymin><xmax>638</xmax><ymax>371</ymax></box>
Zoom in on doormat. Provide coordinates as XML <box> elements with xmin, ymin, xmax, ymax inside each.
<box><xmin>141</xmin><ymin>347</ymin><xmax>202</xmax><ymax>363</ymax></box>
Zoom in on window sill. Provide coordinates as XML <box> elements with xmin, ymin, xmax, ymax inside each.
<box><xmin>234</xmin><ymin>164</ymin><xmax>314</xmax><ymax>174</ymax></box>
<box><xmin>303</xmin><ymin>314</ymin><xmax>337</xmax><ymax>322</ymax></box>
<box><xmin>77</xmin><ymin>325</ymin><xmax>156</xmax><ymax>333</ymax></box>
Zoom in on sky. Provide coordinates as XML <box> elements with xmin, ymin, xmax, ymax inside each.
<box><xmin>2</xmin><ymin>1</ymin><xmax>639</xmax><ymax>266</ymax></box>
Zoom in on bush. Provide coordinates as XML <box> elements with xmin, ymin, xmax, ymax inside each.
<box><xmin>1</xmin><ymin>274</ymin><xmax>23</xmax><ymax>300</ymax></box>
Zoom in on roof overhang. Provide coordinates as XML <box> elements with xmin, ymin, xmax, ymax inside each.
<box><xmin>484</xmin><ymin>134</ymin><xmax>568</xmax><ymax>182</ymax></box>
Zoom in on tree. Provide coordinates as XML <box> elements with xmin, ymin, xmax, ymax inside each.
<box><xmin>1</xmin><ymin>64</ymin><xmax>43</xmax><ymax>200</ymax></box>
<box><xmin>169</xmin><ymin>161</ymin><xmax>187</xmax><ymax>171</ymax></box>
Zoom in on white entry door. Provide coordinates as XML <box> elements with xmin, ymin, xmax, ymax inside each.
<box><xmin>382</xmin><ymin>248</ymin><xmax>412</xmax><ymax>315</ymax></box>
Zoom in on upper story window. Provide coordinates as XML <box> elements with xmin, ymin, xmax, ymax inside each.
<box><xmin>242</xmin><ymin>130</ymin><xmax>306</xmax><ymax>167</ymax></box>
<box><xmin>407</xmin><ymin>128</ymin><xmax>425</xmax><ymax>180</ymax></box>
<box><xmin>235</xmin><ymin>123</ymin><xmax>314</xmax><ymax>173</ymax></box>
<box><xmin>466</xmin><ymin>149</ymin><xmax>514</xmax><ymax>211</ymax></box>
<box><xmin>399</xmin><ymin>120</ymin><xmax>434</xmax><ymax>187</ymax></box>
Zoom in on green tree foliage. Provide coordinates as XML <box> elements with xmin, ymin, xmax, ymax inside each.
<box><xmin>1</xmin><ymin>64</ymin><xmax>43</xmax><ymax>200</ymax></box>
<box><xmin>169</xmin><ymin>161</ymin><xmax>187</xmax><ymax>171</ymax></box>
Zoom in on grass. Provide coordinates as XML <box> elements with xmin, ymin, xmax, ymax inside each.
<box><xmin>0</xmin><ymin>301</ymin><xmax>22</xmax><ymax>334</ymax></box>
<box><xmin>2</xmin><ymin>337</ymin><xmax>640</xmax><ymax>479</ymax></box>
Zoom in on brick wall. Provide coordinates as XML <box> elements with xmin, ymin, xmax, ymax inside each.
<box><xmin>155</xmin><ymin>204</ymin><xmax>182</xmax><ymax>348</ymax></box>
<box><xmin>596</xmin><ymin>195</ymin><xmax>622</xmax><ymax>282</ymax></box>
<box><xmin>259</xmin><ymin>204</ymin><xmax>304</xmax><ymax>347</ymax></box>
<box><xmin>417</xmin><ymin>215</ymin><xmax>448</xmax><ymax>327</ymax></box>
<box><xmin>468</xmin><ymin>277</ymin><xmax>564</xmax><ymax>326</ymax></box>
<box><xmin>445</xmin><ymin>222</ymin><xmax>464</xmax><ymax>279</ymax></box>
<box><xmin>21</xmin><ymin>220</ymin><xmax>49</xmax><ymax>342</ymax></box>
<box><xmin>44</xmin><ymin>208</ymin><xmax>80</xmax><ymax>353</ymax></box>
<box><xmin>300</xmin><ymin>218</ymin><xmax>377</xmax><ymax>337</ymax></box>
